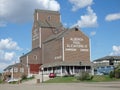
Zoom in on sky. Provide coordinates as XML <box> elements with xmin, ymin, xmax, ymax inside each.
<box><xmin>0</xmin><ymin>0</ymin><xmax>120</xmax><ymax>72</ymax></box>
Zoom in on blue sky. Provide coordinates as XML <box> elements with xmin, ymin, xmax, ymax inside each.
<box><xmin>0</xmin><ymin>0</ymin><xmax>120</xmax><ymax>72</ymax></box>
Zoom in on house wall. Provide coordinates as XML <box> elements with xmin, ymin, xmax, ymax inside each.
<box><xmin>13</xmin><ymin>64</ymin><xmax>28</xmax><ymax>79</ymax></box>
<box><xmin>43</xmin><ymin>39</ymin><xmax>63</xmax><ymax>64</ymax></box>
<box><xmin>3</xmin><ymin>64</ymin><xmax>28</xmax><ymax>79</ymax></box>
<box><xmin>32</xmin><ymin>10</ymin><xmax>62</xmax><ymax>49</ymax></box>
<box><xmin>20</xmin><ymin>48</ymin><xmax>42</xmax><ymax>74</ymax></box>
<box><xmin>20</xmin><ymin>48</ymin><xmax>42</xmax><ymax>65</ymax></box>
<box><xmin>64</xmin><ymin>29</ymin><xmax>90</xmax><ymax>63</ymax></box>
<box><xmin>34</xmin><ymin>10</ymin><xmax>60</xmax><ymax>23</ymax></box>
<box><xmin>43</xmin><ymin>28</ymin><xmax>90</xmax><ymax>64</ymax></box>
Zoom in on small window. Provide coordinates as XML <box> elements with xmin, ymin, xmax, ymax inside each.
<box><xmin>109</xmin><ymin>60</ymin><xmax>114</xmax><ymax>65</ymax></box>
<box><xmin>48</xmin><ymin>16</ymin><xmax>51</xmax><ymax>21</ymax></box>
<box><xmin>14</xmin><ymin>67</ymin><xmax>18</xmax><ymax>72</ymax></box>
<box><xmin>33</xmin><ymin>55</ymin><xmax>37</xmax><ymax>60</ymax></box>
<box><xmin>20</xmin><ymin>68</ymin><xmax>24</xmax><ymax>73</ymax></box>
<box><xmin>75</xmin><ymin>27</ymin><xmax>79</xmax><ymax>31</ymax></box>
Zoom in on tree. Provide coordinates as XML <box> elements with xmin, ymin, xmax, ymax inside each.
<box><xmin>109</xmin><ymin>63</ymin><xmax>120</xmax><ymax>78</ymax></box>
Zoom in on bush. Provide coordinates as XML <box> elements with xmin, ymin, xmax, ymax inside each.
<box><xmin>75</xmin><ymin>71</ymin><xmax>93</xmax><ymax>81</ymax></box>
<box><xmin>115</xmin><ymin>69</ymin><xmax>120</xmax><ymax>78</ymax></box>
<box><xmin>21</xmin><ymin>74</ymin><xmax>27</xmax><ymax>80</ymax></box>
<box><xmin>109</xmin><ymin>71</ymin><xmax>115</xmax><ymax>78</ymax></box>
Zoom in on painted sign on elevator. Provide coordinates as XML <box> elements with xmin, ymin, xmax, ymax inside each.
<box><xmin>65</xmin><ymin>37</ymin><xmax>89</xmax><ymax>52</ymax></box>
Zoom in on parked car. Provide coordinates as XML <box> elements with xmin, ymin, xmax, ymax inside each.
<box><xmin>49</xmin><ymin>73</ymin><xmax>56</xmax><ymax>78</ymax></box>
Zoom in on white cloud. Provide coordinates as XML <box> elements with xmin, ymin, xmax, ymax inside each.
<box><xmin>0</xmin><ymin>38</ymin><xmax>21</xmax><ymax>50</ymax></box>
<box><xmin>0</xmin><ymin>50</ymin><xmax>15</xmax><ymax>61</ymax></box>
<box><xmin>110</xmin><ymin>45</ymin><xmax>120</xmax><ymax>56</ymax></box>
<box><xmin>105</xmin><ymin>13</ymin><xmax>120</xmax><ymax>21</ymax></box>
<box><xmin>0</xmin><ymin>63</ymin><xmax>9</xmax><ymax>72</ymax></box>
<box><xmin>72</xmin><ymin>6</ymin><xmax>98</xmax><ymax>28</ymax></box>
<box><xmin>0</xmin><ymin>0</ymin><xmax>60</xmax><ymax>26</ymax></box>
<box><xmin>0</xmin><ymin>38</ymin><xmax>21</xmax><ymax>62</ymax></box>
<box><xmin>37</xmin><ymin>0</ymin><xmax>60</xmax><ymax>11</ymax></box>
<box><xmin>69</xmin><ymin>0</ymin><xmax>93</xmax><ymax>11</ymax></box>
<box><xmin>4</xmin><ymin>52</ymin><xmax>15</xmax><ymax>61</ymax></box>
<box><xmin>90</xmin><ymin>31</ymin><xmax>96</xmax><ymax>36</ymax></box>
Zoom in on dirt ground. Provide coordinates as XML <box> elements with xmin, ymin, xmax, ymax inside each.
<box><xmin>0</xmin><ymin>82</ymin><xmax>120</xmax><ymax>90</ymax></box>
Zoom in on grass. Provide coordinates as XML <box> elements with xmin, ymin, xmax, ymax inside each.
<box><xmin>45</xmin><ymin>76</ymin><xmax>78</xmax><ymax>83</ymax></box>
<box><xmin>21</xmin><ymin>76</ymin><xmax>35</xmax><ymax>82</ymax></box>
<box><xmin>45</xmin><ymin>75</ymin><xmax>120</xmax><ymax>83</ymax></box>
<box><xmin>91</xmin><ymin>75</ymin><xmax>120</xmax><ymax>82</ymax></box>
<box><xmin>0</xmin><ymin>79</ymin><xmax>2</xmax><ymax>84</ymax></box>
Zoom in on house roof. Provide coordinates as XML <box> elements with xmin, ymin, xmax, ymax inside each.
<box><xmin>93</xmin><ymin>56</ymin><xmax>120</xmax><ymax>62</ymax></box>
<box><xmin>35</xmin><ymin>9</ymin><xmax>60</xmax><ymax>15</ymax></box>
<box><xmin>43</xmin><ymin>28</ymin><xmax>68</xmax><ymax>43</ymax></box>
<box><xmin>38</xmin><ymin>21</ymin><xmax>62</xmax><ymax>28</ymax></box>
<box><xmin>35</xmin><ymin>9</ymin><xmax>62</xmax><ymax>28</ymax></box>
<box><xmin>43</xmin><ymin>27</ymin><xmax>83</xmax><ymax>43</ymax></box>
<box><xmin>4</xmin><ymin>64</ymin><xmax>14</xmax><ymax>71</ymax></box>
<box><xmin>4</xmin><ymin>63</ymin><xmax>19</xmax><ymax>71</ymax></box>
<box><xmin>20</xmin><ymin>47</ymin><xmax>41</xmax><ymax>58</ymax></box>
<box><xmin>4</xmin><ymin>63</ymin><xmax>27</xmax><ymax>71</ymax></box>
<box><xmin>41</xmin><ymin>61</ymin><xmax>91</xmax><ymax>68</ymax></box>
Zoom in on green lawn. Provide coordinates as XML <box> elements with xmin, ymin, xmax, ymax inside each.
<box><xmin>0</xmin><ymin>80</ymin><xmax>2</xmax><ymax>84</ymax></box>
<box><xmin>45</xmin><ymin>75</ymin><xmax>120</xmax><ymax>83</ymax></box>
<box><xmin>91</xmin><ymin>75</ymin><xmax>116</xmax><ymax>82</ymax></box>
<box><xmin>45</xmin><ymin>76</ymin><xmax>78</xmax><ymax>83</ymax></box>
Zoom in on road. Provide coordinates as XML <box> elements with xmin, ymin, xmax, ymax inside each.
<box><xmin>0</xmin><ymin>82</ymin><xmax>120</xmax><ymax>90</ymax></box>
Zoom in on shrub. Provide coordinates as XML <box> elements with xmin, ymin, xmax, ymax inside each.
<box><xmin>109</xmin><ymin>71</ymin><xmax>115</xmax><ymax>78</ymax></box>
<box><xmin>75</xmin><ymin>71</ymin><xmax>92</xmax><ymax>81</ymax></box>
<box><xmin>21</xmin><ymin>74</ymin><xmax>27</xmax><ymax>80</ymax></box>
<box><xmin>115</xmin><ymin>69</ymin><xmax>120</xmax><ymax>78</ymax></box>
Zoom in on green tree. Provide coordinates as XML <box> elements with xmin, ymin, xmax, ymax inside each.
<box><xmin>115</xmin><ymin>63</ymin><xmax>120</xmax><ymax>78</ymax></box>
<box><xmin>109</xmin><ymin>63</ymin><xmax>120</xmax><ymax>78</ymax></box>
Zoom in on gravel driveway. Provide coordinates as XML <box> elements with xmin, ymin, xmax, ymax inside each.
<box><xmin>0</xmin><ymin>82</ymin><xmax>120</xmax><ymax>90</ymax></box>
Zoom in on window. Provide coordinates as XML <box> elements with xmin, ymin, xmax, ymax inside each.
<box><xmin>109</xmin><ymin>60</ymin><xmax>114</xmax><ymax>65</ymax></box>
<box><xmin>33</xmin><ymin>55</ymin><xmax>37</xmax><ymax>60</ymax></box>
<box><xmin>48</xmin><ymin>16</ymin><xmax>51</xmax><ymax>21</ymax></box>
<box><xmin>14</xmin><ymin>67</ymin><xmax>18</xmax><ymax>72</ymax></box>
<box><xmin>20</xmin><ymin>68</ymin><xmax>24</xmax><ymax>73</ymax></box>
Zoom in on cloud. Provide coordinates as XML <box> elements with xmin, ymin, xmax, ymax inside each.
<box><xmin>72</xmin><ymin>6</ymin><xmax>98</xmax><ymax>28</ymax></box>
<box><xmin>4</xmin><ymin>52</ymin><xmax>16</xmax><ymax>61</ymax></box>
<box><xmin>105</xmin><ymin>13</ymin><xmax>120</xmax><ymax>21</ymax></box>
<box><xmin>110</xmin><ymin>45</ymin><xmax>120</xmax><ymax>56</ymax></box>
<box><xmin>90</xmin><ymin>31</ymin><xmax>96</xmax><ymax>36</ymax></box>
<box><xmin>0</xmin><ymin>38</ymin><xmax>21</xmax><ymax>50</ymax></box>
<box><xmin>0</xmin><ymin>50</ymin><xmax>16</xmax><ymax>61</ymax></box>
<box><xmin>69</xmin><ymin>0</ymin><xmax>93</xmax><ymax>11</ymax></box>
<box><xmin>0</xmin><ymin>0</ymin><xmax>60</xmax><ymax>27</ymax></box>
<box><xmin>0</xmin><ymin>38</ymin><xmax>21</xmax><ymax>61</ymax></box>
<box><xmin>0</xmin><ymin>63</ymin><xmax>9</xmax><ymax>72</ymax></box>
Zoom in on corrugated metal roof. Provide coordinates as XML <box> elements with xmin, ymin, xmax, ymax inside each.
<box><xmin>93</xmin><ymin>56</ymin><xmax>120</xmax><ymax>62</ymax></box>
<box><xmin>20</xmin><ymin>47</ymin><xmax>41</xmax><ymax>58</ymax></box>
<box><xmin>41</xmin><ymin>61</ymin><xmax>91</xmax><ymax>68</ymax></box>
<box><xmin>43</xmin><ymin>27</ymin><xmax>82</xmax><ymax>43</ymax></box>
<box><xmin>4</xmin><ymin>63</ymin><xmax>27</xmax><ymax>71</ymax></box>
<box><xmin>43</xmin><ymin>28</ymin><xmax>69</xmax><ymax>43</ymax></box>
<box><xmin>38</xmin><ymin>21</ymin><xmax>62</xmax><ymax>28</ymax></box>
<box><xmin>35</xmin><ymin>9</ymin><xmax>60</xmax><ymax>15</ymax></box>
